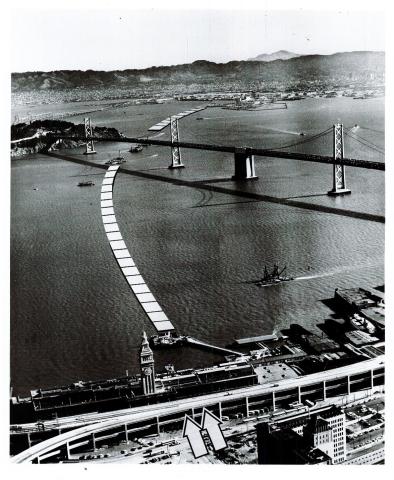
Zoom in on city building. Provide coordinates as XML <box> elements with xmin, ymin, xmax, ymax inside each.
<box><xmin>256</xmin><ymin>405</ymin><xmax>346</xmax><ymax>464</ymax></box>
<box><xmin>303</xmin><ymin>406</ymin><xmax>346</xmax><ymax>464</ymax></box>
<box><xmin>256</xmin><ymin>422</ymin><xmax>331</xmax><ymax>464</ymax></box>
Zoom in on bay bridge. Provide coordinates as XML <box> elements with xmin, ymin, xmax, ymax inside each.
<box><xmin>10</xmin><ymin>114</ymin><xmax>386</xmax><ymax>464</ymax></box>
<box><xmin>49</xmin><ymin>116</ymin><xmax>384</xmax><ymax>198</ymax></box>
<box><xmin>42</xmin><ymin>115</ymin><xmax>384</xmax><ymax>337</ymax></box>
<box><xmin>11</xmin><ymin>114</ymin><xmax>385</xmax><ymax>338</ymax></box>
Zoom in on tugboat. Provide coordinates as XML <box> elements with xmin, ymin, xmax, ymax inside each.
<box><xmin>255</xmin><ymin>265</ymin><xmax>294</xmax><ymax>287</ymax></box>
<box><xmin>77</xmin><ymin>181</ymin><xmax>95</xmax><ymax>187</ymax></box>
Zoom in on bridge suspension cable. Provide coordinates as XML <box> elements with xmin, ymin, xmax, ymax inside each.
<box><xmin>344</xmin><ymin>131</ymin><xmax>385</xmax><ymax>155</ymax></box>
<box><xmin>358</xmin><ymin>125</ymin><xmax>385</xmax><ymax>135</ymax></box>
<box><xmin>268</xmin><ymin>127</ymin><xmax>332</xmax><ymax>151</ymax></box>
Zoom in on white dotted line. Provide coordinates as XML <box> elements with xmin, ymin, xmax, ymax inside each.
<box><xmin>100</xmin><ymin>165</ymin><xmax>175</xmax><ymax>333</ymax></box>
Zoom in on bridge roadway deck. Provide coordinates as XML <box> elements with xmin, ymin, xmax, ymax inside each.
<box><xmin>11</xmin><ymin>356</ymin><xmax>384</xmax><ymax>463</ymax></box>
<box><xmin>50</xmin><ymin>135</ymin><xmax>385</xmax><ymax>171</ymax></box>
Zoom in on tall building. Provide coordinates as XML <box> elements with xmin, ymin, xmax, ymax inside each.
<box><xmin>303</xmin><ymin>417</ymin><xmax>334</xmax><ymax>460</ymax></box>
<box><xmin>256</xmin><ymin>405</ymin><xmax>346</xmax><ymax>464</ymax></box>
<box><xmin>313</xmin><ymin>406</ymin><xmax>346</xmax><ymax>463</ymax></box>
<box><xmin>256</xmin><ymin>422</ymin><xmax>331</xmax><ymax>465</ymax></box>
<box><xmin>140</xmin><ymin>331</ymin><xmax>156</xmax><ymax>395</ymax></box>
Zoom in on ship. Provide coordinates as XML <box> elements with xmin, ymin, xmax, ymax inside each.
<box><xmin>149</xmin><ymin>333</ymin><xmax>186</xmax><ymax>349</ymax></box>
<box><xmin>77</xmin><ymin>181</ymin><xmax>95</xmax><ymax>187</ymax></box>
<box><xmin>105</xmin><ymin>158</ymin><xmax>125</xmax><ymax>166</ymax></box>
<box><xmin>105</xmin><ymin>151</ymin><xmax>126</xmax><ymax>165</ymax></box>
<box><xmin>255</xmin><ymin>265</ymin><xmax>294</xmax><ymax>287</ymax></box>
<box><xmin>350</xmin><ymin>314</ymin><xmax>376</xmax><ymax>334</ymax></box>
<box><xmin>129</xmin><ymin>144</ymin><xmax>143</xmax><ymax>153</ymax></box>
<box><xmin>115</xmin><ymin>150</ymin><xmax>126</xmax><ymax>161</ymax></box>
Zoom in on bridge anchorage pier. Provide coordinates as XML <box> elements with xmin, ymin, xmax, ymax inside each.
<box><xmin>232</xmin><ymin>147</ymin><xmax>258</xmax><ymax>181</ymax></box>
<box><xmin>168</xmin><ymin>116</ymin><xmax>184</xmax><ymax>169</ymax></box>
<box><xmin>83</xmin><ymin>117</ymin><xmax>97</xmax><ymax>155</ymax></box>
<box><xmin>328</xmin><ymin>124</ymin><xmax>351</xmax><ymax>196</ymax></box>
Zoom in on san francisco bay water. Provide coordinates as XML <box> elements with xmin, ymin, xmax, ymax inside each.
<box><xmin>11</xmin><ymin>97</ymin><xmax>384</xmax><ymax>395</ymax></box>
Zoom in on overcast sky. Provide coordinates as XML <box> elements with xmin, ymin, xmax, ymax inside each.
<box><xmin>11</xmin><ymin>9</ymin><xmax>384</xmax><ymax>72</ymax></box>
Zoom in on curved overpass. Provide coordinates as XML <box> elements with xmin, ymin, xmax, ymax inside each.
<box><xmin>12</xmin><ymin>356</ymin><xmax>384</xmax><ymax>463</ymax></box>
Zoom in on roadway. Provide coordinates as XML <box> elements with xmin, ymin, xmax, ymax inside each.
<box><xmin>11</xmin><ymin>355</ymin><xmax>384</xmax><ymax>463</ymax></box>
<box><xmin>48</xmin><ymin>134</ymin><xmax>385</xmax><ymax>171</ymax></box>
<box><xmin>42</xmin><ymin>392</ymin><xmax>387</xmax><ymax>465</ymax></box>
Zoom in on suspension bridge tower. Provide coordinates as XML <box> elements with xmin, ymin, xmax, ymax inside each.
<box><xmin>328</xmin><ymin>124</ymin><xmax>351</xmax><ymax>196</ymax></box>
<box><xmin>232</xmin><ymin>147</ymin><xmax>258</xmax><ymax>181</ymax></box>
<box><xmin>83</xmin><ymin>117</ymin><xmax>96</xmax><ymax>155</ymax></box>
<box><xmin>169</xmin><ymin>116</ymin><xmax>184</xmax><ymax>169</ymax></box>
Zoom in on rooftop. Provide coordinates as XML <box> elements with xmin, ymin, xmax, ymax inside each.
<box><xmin>345</xmin><ymin>330</ymin><xmax>380</xmax><ymax>346</ymax></box>
<box><xmin>254</xmin><ymin>363</ymin><xmax>299</xmax><ymax>384</ymax></box>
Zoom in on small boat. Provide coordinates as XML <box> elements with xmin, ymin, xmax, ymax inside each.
<box><xmin>149</xmin><ymin>334</ymin><xmax>185</xmax><ymax>349</ymax></box>
<box><xmin>129</xmin><ymin>144</ymin><xmax>143</xmax><ymax>153</ymax></box>
<box><xmin>105</xmin><ymin>159</ymin><xmax>124</xmax><ymax>165</ymax></box>
<box><xmin>105</xmin><ymin>152</ymin><xmax>126</xmax><ymax>165</ymax></box>
<box><xmin>299</xmin><ymin>132</ymin><xmax>305</xmax><ymax>136</ymax></box>
<box><xmin>350</xmin><ymin>314</ymin><xmax>376</xmax><ymax>334</ymax></box>
<box><xmin>254</xmin><ymin>265</ymin><xmax>294</xmax><ymax>287</ymax></box>
<box><xmin>196</xmin><ymin>117</ymin><xmax>204</xmax><ymax>121</ymax></box>
<box><xmin>78</xmin><ymin>181</ymin><xmax>95</xmax><ymax>187</ymax></box>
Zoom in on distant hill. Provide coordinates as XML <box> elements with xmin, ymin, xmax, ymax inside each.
<box><xmin>248</xmin><ymin>50</ymin><xmax>302</xmax><ymax>62</ymax></box>
<box><xmin>11</xmin><ymin>120</ymin><xmax>122</xmax><ymax>157</ymax></box>
<box><xmin>12</xmin><ymin>51</ymin><xmax>384</xmax><ymax>92</ymax></box>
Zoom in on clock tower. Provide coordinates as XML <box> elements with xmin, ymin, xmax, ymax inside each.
<box><xmin>140</xmin><ymin>331</ymin><xmax>156</xmax><ymax>395</ymax></box>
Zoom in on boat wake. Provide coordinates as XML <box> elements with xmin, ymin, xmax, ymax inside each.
<box><xmin>295</xmin><ymin>261</ymin><xmax>383</xmax><ymax>282</ymax></box>
<box><xmin>259</xmin><ymin>126</ymin><xmax>301</xmax><ymax>136</ymax></box>
<box><xmin>245</xmin><ymin>259</ymin><xmax>383</xmax><ymax>287</ymax></box>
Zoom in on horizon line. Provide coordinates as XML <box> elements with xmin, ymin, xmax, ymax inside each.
<box><xmin>11</xmin><ymin>49</ymin><xmax>385</xmax><ymax>75</ymax></box>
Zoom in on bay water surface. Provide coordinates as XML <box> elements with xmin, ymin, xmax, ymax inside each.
<box><xmin>11</xmin><ymin>97</ymin><xmax>384</xmax><ymax>395</ymax></box>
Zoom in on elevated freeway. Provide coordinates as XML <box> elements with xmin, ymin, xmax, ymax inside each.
<box><xmin>11</xmin><ymin>356</ymin><xmax>384</xmax><ymax>463</ymax></box>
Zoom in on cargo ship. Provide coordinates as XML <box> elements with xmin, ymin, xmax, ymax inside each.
<box><xmin>255</xmin><ymin>265</ymin><xmax>294</xmax><ymax>287</ymax></box>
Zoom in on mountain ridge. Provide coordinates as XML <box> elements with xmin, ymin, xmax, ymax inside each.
<box><xmin>12</xmin><ymin>51</ymin><xmax>385</xmax><ymax>92</ymax></box>
<box><xmin>248</xmin><ymin>50</ymin><xmax>302</xmax><ymax>62</ymax></box>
